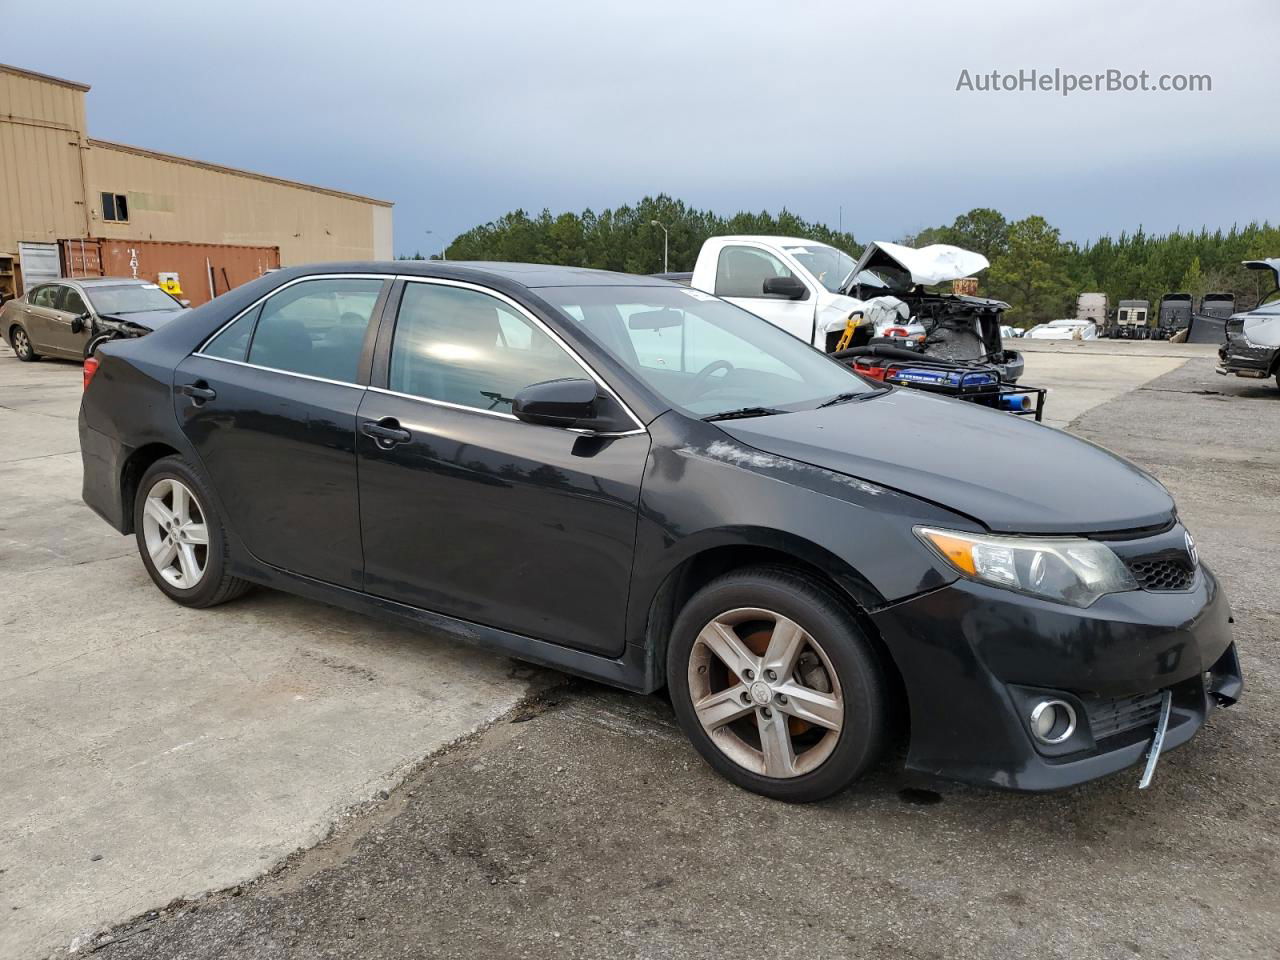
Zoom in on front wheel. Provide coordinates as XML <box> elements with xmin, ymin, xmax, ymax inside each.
<box><xmin>133</xmin><ymin>456</ymin><xmax>252</xmax><ymax>607</ymax></box>
<box><xmin>667</xmin><ymin>567</ymin><xmax>887</xmax><ymax>802</ymax></box>
<box><xmin>10</xmin><ymin>325</ymin><xmax>38</xmax><ymax>361</ymax></box>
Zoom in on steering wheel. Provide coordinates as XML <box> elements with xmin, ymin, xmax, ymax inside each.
<box><xmin>690</xmin><ymin>359</ymin><xmax>734</xmax><ymax>397</ymax></box>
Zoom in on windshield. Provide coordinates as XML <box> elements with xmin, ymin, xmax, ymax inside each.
<box><xmin>538</xmin><ymin>285</ymin><xmax>875</xmax><ymax>417</ymax></box>
<box><xmin>782</xmin><ymin>244</ymin><xmax>859</xmax><ymax>293</ymax></box>
<box><xmin>86</xmin><ymin>283</ymin><xmax>182</xmax><ymax>315</ymax></box>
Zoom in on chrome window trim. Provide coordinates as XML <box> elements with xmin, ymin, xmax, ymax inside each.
<box><xmin>191</xmin><ymin>271</ymin><xmax>648</xmax><ymax>437</ymax></box>
<box><xmin>366</xmin><ymin>385</ymin><xmax>645</xmax><ymax>438</ymax></box>
<box><xmin>392</xmin><ymin>275</ymin><xmax>647</xmax><ymax>435</ymax></box>
<box><xmin>194</xmin><ymin>273</ymin><xmax>391</xmax><ymax>355</ymax></box>
<box><xmin>192</xmin><ymin>354</ymin><xmax>367</xmax><ymax>390</ymax></box>
<box><xmin>367</xmin><ymin>385</ymin><xmax>516</xmax><ymax>420</ymax></box>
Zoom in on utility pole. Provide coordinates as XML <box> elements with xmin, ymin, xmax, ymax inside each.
<box><xmin>650</xmin><ymin>220</ymin><xmax>669</xmax><ymax>274</ymax></box>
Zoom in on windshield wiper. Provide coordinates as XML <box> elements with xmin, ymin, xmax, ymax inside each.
<box><xmin>701</xmin><ymin>406</ymin><xmax>788</xmax><ymax>422</ymax></box>
<box><xmin>817</xmin><ymin>388</ymin><xmax>885</xmax><ymax>408</ymax></box>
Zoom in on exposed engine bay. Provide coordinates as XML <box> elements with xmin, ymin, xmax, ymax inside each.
<box><xmin>837</xmin><ymin>241</ymin><xmax>1024</xmax><ymax>382</ymax></box>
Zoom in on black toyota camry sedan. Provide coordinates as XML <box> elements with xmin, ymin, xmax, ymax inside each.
<box><xmin>79</xmin><ymin>262</ymin><xmax>1242</xmax><ymax>801</ymax></box>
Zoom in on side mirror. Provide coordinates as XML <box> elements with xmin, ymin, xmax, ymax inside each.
<box><xmin>70</xmin><ymin>312</ymin><xmax>89</xmax><ymax>334</ymax></box>
<box><xmin>763</xmin><ymin>275</ymin><xmax>807</xmax><ymax>300</ymax></box>
<box><xmin>513</xmin><ymin>378</ymin><xmax>598</xmax><ymax>429</ymax></box>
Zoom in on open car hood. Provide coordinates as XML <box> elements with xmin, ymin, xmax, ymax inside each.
<box><xmin>1243</xmin><ymin>258</ymin><xmax>1280</xmax><ymax>288</ymax></box>
<box><xmin>843</xmin><ymin>241</ymin><xmax>990</xmax><ymax>294</ymax></box>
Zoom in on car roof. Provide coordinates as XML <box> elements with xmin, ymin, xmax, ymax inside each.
<box><xmin>280</xmin><ymin>260</ymin><xmax>673</xmax><ymax>290</ymax></box>
<box><xmin>712</xmin><ymin>235</ymin><xmax>828</xmax><ymax>248</ymax></box>
<box><xmin>60</xmin><ymin>277</ymin><xmax>157</xmax><ymax>287</ymax></box>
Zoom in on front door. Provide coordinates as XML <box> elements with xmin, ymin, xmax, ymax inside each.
<box><xmin>356</xmin><ymin>279</ymin><xmax>650</xmax><ymax>657</ymax></box>
<box><xmin>44</xmin><ymin>284</ymin><xmax>91</xmax><ymax>357</ymax></box>
<box><xmin>713</xmin><ymin>244</ymin><xmax>817</xmax><ymax>345</ymax></box>
<box><xmin>175</xmin><ymin>275</ymin><xmax>389</xmax><ymax>589</ymax></box>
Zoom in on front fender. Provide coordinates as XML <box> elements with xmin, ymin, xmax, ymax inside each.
<box><xmin>624</xmin><ymin>413</ymin><xmax>970</xmax><ymax>649</ymax></box>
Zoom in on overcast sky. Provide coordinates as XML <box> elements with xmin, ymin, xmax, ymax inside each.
<box><xmin>9</xmin><ymin>0</ymin><xmax>1277</xmax><ymax>255</ymax></box>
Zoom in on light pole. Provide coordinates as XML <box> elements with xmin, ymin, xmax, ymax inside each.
<box><xmin>425</xmin><ymin>230</ymin><xmax>447</xmax><ymax>261</ymax></box>
<box><xmin>650</xmin><ymin>220</ymin><xmax>669</xmax><ymax>274</ymax></box>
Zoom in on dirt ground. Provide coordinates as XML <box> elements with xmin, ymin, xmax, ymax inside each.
<box><xmin>72</xmin><ymin>355</ymin><xmax>1279</xmax><ymax>960</ymax></box>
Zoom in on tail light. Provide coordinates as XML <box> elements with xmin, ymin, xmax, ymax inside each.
<box><xmin>83</xmin><ymin>356</ymin><xmax>99</xmax><ymax>391</ymax></box>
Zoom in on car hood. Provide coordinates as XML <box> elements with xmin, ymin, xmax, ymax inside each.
<box><xmin>99</xmin><ymin>309</ymin><xmax>186</xmax><ymax>331</ymax></box>
<box><xmin>843</xmin><ymin>241</ymin><xmax>990</xmax><ymax>294</ymax></box>
<box><xmin>717</xmin><ymin>389</ymin><xmax>1174</xmax><ymax>534</ymax></box>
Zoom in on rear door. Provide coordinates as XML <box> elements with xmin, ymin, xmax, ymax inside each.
<box><xmin>355</xmin><ymin>278</ymin><xmax>650</xmax><ymax>656</ymax></box>
<box><xmin>713</xmin><ymin>243</ymin><xmax>816</xmax><ymax>344</ymax></box>
<box><xmin>174</xmin><ymin>275</ymin><xmax>390</xmax><ymax>589</ymax></box>
<box><xmin>21</xmin><ymin>285</ymin><xmax>61</xmax><ymax>352</ymax></box>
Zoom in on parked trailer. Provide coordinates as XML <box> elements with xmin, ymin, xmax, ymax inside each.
<box><xmin>1076</xmin><ymin>291</ymin><xmax>1109</xmax><ymax>333</ymax></box>
<box><xmin>1186</xmin><ymin>292</ymin><xmax>1236</xmax><ymax>344</ymax></box>
<box><xmin>1155</xmin><ymin>292</ymin><xmax>1193</xmax><ymax>340</ymax></box>
<box><xmin>1114</xmin><ymin>299</ymin><xmax>1151</xmax><ymax>339</ymax></box>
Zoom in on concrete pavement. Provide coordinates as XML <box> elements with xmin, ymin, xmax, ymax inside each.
<box><xmin>1013</xmin><ymin>338</ymin><xmax>1214</xmax><ymax>428</ymax></box>
<box><xmin>0</xmin><ymin>346</ymin><xmax>538</xmax><ymax>959</ymax></box>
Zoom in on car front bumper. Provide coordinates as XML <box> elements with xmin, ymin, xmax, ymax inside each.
<box><xmin>871</xmin><ymin>562</ymin><xmax>1240</xmax><ymax>791</ymax></box>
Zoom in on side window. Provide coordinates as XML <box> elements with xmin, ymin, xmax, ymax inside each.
<box><xmin>30</xmin><ymin>286</ymin><xmax>58</xmax><ymax>308</ymax></box>
<box><xmin>389</xmin><ymin>283</ymin><xmax>583</xmax><ymax>414</ymax></box>
<box><xmin>202</xmin><ymin>306</ymin><xmax>262</xmax><ymax>362</ymax></box>
<box><xmin>61</xmin><ymin>288</ymin><xmax>88</xmax><ymax>315</ymax></box>
<box><xmin>246</xmin><ymin>278</ymin><xmax>385</xmax><ymax>383</ymax></box>
<box><xmin>714</xmin><ymin>246</ymin><xmax>795</xmax><ymax>299</ymax></box>
<box><xmin>102</xmin><ymin>192</ymin><xmax>129</xmax><ymax>222</ymax></box>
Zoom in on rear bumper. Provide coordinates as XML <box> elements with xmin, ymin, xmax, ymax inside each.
<box><xmin>996</xmin><ymin>350</ymin><xmax>1024</xmax><ymax>384</ymax></box>
<box><xmin>871</xmin><ymin>564</ymin><xmax>1240</xmax><ymax>791</ymax></box>
<box><xmin>79</xmin><ymin>408</ymin><xmax>132</xmax><ymax>533</ymax></box>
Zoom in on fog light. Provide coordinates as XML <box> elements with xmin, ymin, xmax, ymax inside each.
<box><xmin>1029</xmin><ymin>699</ymin><xmax>1077</xmax><ymax>744</ymax></box>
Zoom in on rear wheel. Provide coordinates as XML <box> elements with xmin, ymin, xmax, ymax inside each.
<box><xmin>133</xmin><ymin>456</ymin><xmax>252</xmax><ymax>607</ymax></box>
<box><xmin>10</xmin><ymin>325</ymin><xmax>38</xmax><ymax>361</ymax></box>
<box><xmin>667</xmin><ymin>567</ymin><xmax>887</xmax><ymax>802</ymax></box>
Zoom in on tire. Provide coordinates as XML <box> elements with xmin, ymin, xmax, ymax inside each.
<box><xmin>10</xmin><ymin>324</ymin><xmax>38</xmax><ymax>362</ymax></box>
<box><xmin>133</xmin><ymin>456</ymin><xmax>252</xmax><ymax>608</ymax></box>
<box><xmin>667</xmin><ymin>566</ymin><xmax>887</xmax><ymax>802</ymax></box>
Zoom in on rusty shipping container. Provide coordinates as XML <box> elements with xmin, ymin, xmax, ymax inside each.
<box><xmin>60</xmin><ymin>238</ymin><xmax>280</xmax><ymax>306</ymax></box>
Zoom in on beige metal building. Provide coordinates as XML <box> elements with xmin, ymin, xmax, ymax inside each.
<box><xmin>0</xmin><ymin>63</ymin><xmax>393</xmax><ymax>303</ymax></box>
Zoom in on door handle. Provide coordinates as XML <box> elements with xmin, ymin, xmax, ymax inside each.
<box><xmin>180</xmin><ymin>382</ymin><xmax>217</xmax><ymax>404</ymax></box>
<box><xmin>361</xmin><ymin>417</ymin><xmax>411</xmax><ymax>447</ymax></box>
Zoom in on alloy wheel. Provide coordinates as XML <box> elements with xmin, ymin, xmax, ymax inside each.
<box><xmin>687</xmin><ymin>607</ymin><xmax>844</xmax><ymax>778</ymax></box>
<box><xmin>141</xmin><ymin>477</ymin><xmax>210</xmax><ymax>589</ymax></box>
<box><xmin>12</xmin><ymin>328</ymin><xmax>31</xmax><ymax>359</ymax></box>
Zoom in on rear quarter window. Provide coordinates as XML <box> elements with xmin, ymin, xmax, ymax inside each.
<box><xmin>201</xmin><ymin>306</ymin><xmax>261</xmax><ymax>362</ymax></box>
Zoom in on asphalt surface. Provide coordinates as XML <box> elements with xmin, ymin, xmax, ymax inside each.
<box><xmin>69</xmin><ymin>354</ymin><xmax>1279</xmax><ymax>960</ymax></box>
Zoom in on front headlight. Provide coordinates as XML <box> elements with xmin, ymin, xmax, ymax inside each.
<box><xmin>915</xmin><ymin>526</ymin><xmax>1137</xmax><ymax>607</ymax></box>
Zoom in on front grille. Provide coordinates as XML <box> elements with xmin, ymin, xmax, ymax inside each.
<box><xmin>1086</xmin><ymin>691</ymin><xmax>1164</xmax><ymax>741</ymax></box>
<box><xmin>1127</xmin><ymin>556</ymin><xmax>1195</xmax><ymax>591</ymax></box>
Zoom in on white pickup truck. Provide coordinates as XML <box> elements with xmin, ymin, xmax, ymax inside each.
<box><xmin>678</xmin><ymin>235</ymin><xmax>1023</xmax><ymax>382</ymax></box>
